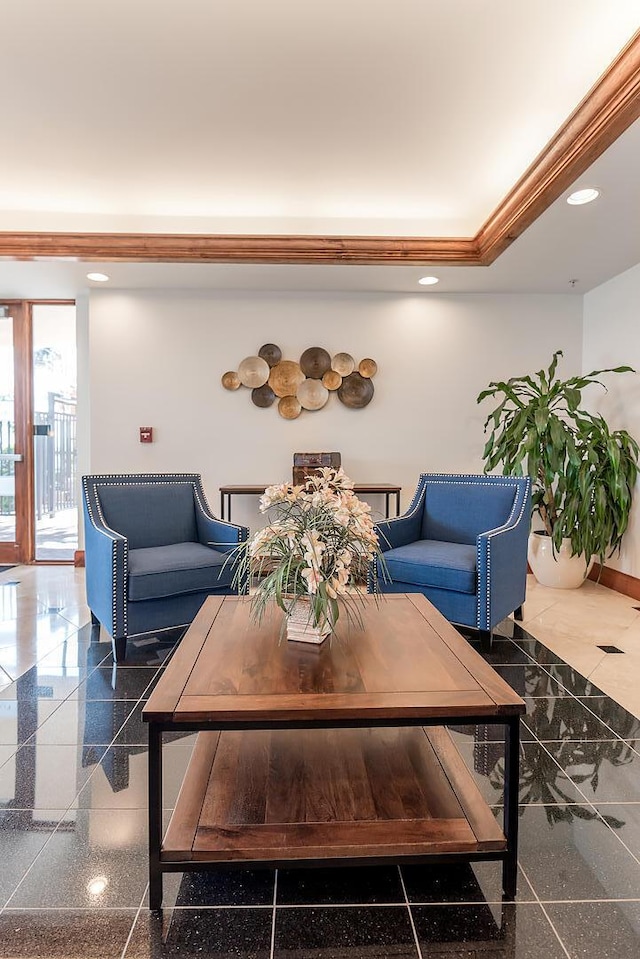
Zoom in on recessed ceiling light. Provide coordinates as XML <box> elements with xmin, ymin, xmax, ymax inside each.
<box><xmin>86</xmin><ymin>272</ymin><xmax>110</xmax><ymax>282</ymax></box>
<box><xmin>566</xmin><ymin>188</ymin><xmax>600</xmax><ymax>205</ymax></box>
<box><xmin>418</xmin><ymin>276</ymin><xmax>439</xmax><ymax>286</ymax></box>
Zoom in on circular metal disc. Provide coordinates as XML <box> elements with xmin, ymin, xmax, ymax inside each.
<box><xmin>221</xmin><ymin>370</ymin><xmax>241</xmax><ymax>390</ymax></box>
<box><xmin>251</xmin><ymin>384</ymin><xmax>276</xmax><ymax>408</ymax></box>
<box><xmin>332</xmin><ymin>352</ymin><xmax>355</xmax><ymax>376</ymax></box>
<box><xmin>278</xmin><ymin>395</ymin><xmax>302</xmax><ymax>419</ymax></box>
<box><xmin>337</xmin><ymin>372</ymin><xmax>374</xmax><ymax>409</ymax></box>
<box><xmin>300</xmin><ymin>347</ymin><xmax>331</xmax><ymax>379</ymax></box>
<box><xmin>258</xmin><ymin>343</ymin><xmax>282</xmax><ymax>367</ymax></box>
<box><xmin>322</xmin><ymin>370</ymin><xmax>342</xmax><ymax>391</ymax></box>
<box><xmin>297</xmin><ymin>378</ymin><xmax>329</xmax><ymax>411</ymax></box>
<box><xmin>358</xmin><ymin>358</ymin><xmax>378</xmax><ymax>378</ymax></box>
<box><xmin>269</xmin><ymin>360</ymin><xmax>305</xmax><ymax>397</ymax></box>
<box><xmin>238</xmin><ymin>355</ymin><xmax>270</xmax><ymax>388</ymax></box>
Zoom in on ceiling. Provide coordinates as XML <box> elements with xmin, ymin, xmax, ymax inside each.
<box><xmin>0</xmin><ymin>1</ymin><xmax>639</xmax><ymax>295</ymax></box>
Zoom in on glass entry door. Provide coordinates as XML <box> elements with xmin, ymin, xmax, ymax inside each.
<box><xmin>0</xmin><ymin>303</ymin><xmax>28</xmax><ymax>564</ymax></box>
<box><xmin>0</xmin><ymin>301</ymin><xmax>77</xmax><ymax>564</ymax></box>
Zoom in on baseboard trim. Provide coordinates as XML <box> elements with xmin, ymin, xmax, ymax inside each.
<box><xmin>74</xmin><ymin>550</ymin><xmax>85</xmax><ymax>568</ymax></box>
<box><xmin>588</xmin><ymin>563</ymin><xmax>640</xmax><ymax>602</ymax></box>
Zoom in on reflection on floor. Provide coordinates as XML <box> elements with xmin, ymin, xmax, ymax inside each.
<box><xmin>0</xmin><ymin>565</ymin><xmax>640</xmax><ymax>957</ymax></box>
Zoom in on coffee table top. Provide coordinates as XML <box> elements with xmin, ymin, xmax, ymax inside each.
<box><xmin>144</xmin><ymin>594</ymin><xmax>525</xmax><ymax>725</ymax></box>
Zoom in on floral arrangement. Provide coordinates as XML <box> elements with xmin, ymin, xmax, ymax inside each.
<box><xmin>234</xmin><ymin>467</ymin><xmax>385</xmax><ymax>634</ymax></box>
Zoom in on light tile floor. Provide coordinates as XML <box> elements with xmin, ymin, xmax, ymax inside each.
<box><xmin>521</xmin><ymin>576</ymin><xmax>640</xmax><ymax>720</ymax></box>
<box><xmin>1</xmin><ymin>563</ymin><xmax>640</xmax><ymax>958</ymax></box>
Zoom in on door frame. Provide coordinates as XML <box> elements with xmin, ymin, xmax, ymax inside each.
<box><xmin>0</xmin><ymin>299</ymin><xmax>75</xmax><ymax>564</ymax></box>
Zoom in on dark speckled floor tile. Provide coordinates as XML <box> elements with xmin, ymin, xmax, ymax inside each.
<box><xmin>6</xmin><ymin>808</ymin><xmax>149</xmax><ymax>908</ymax></box>
<box><xmin>594</xmin><ymin>803</ymin><xmax>640</xmax><ymax>858</ymax></box>
<box><xmin>163</xmin><ymin>868</ymin><xmax>275</xmax><ymax>907</ymax></box>
<box><xmin>126</xmin><ymin>908</ymin><xmax>272</xmax><ymax>958</ymax></box>
<box><xmin>0</xmin><ymin>909</ymin><xmax>138</xmax><ymax>957</ymax></box>
<box><xmin>411</xmin><ymin>902</ymin><xmax>567</xmax><ymax>958</ymax></box>
<box><xmin>273</xmin><ymin>906</ymin><xmax>418</xmax><ymax>959</ymax></box>
<box><xmin>576</xmin><ymin>697</ymin><xmax>640</xmax><ymax>740</ymax></box>
<box><xmin>0</xmin><ymin>814</ymin><xmax>63</xmax><ymax>907</ymax></box>
<box><xmin>0</xmin><ymin>699</ymin><xmax>62</xmax><ymax>746</ymax></box>
<box><xmin>24</xmin><ymin>698</ymin><xmax>137</xmax><ymax>746</ymax></box>
<box><xmin>543</xmin><ymin>665</ymin><xmax>605</xmax><ymax>696</ymax></box>
<box><xmin>453</xmin><ymin>740</ymin><xmax>587</xmax><ymax>805</ymax></box>
<box><xmin>0</xmin><ymin>743</ymin><xmax>104</xmax><ymax>802</ymax></box>
<box><xmin>401</xmin><ymin>861</ymin><xmax>534</xmax><ymax>903</ymax></box>
<box><xmin>516</xmin><ymin>803</ymin><xmax>640</xmax><ymax>900</ymax></box>
<box><xmin>545</xmin><ymin>902</ymin><xmax>640</xmax><ymax>958</ymax></box>
<box><xmin>522</xmin><ymin>696</ymin><xmax>626</xmax><ymax>741</ymax></box>
<box><xmin>79</xmin><ymin>666</ymin><xmax>160</xmax><ymax>701</ymax></box>
<box><xmin>510</xmin><ymin>638</ymin><xmax>567</xmax><ymax>665</ymax></box>
<box><xmin>276</xmin><ymin>865</ymin><xmax>404</xmax><ymax>905</ymax></box>
<box><xmin>540</xmin><ymin>739</ymin><xmax>640</xmax><ymax>801</ymax></box>
<box><xmin>520</xmin><ymin>742</ymin><xmax>601</xmax><ymax>805</ymax></box>
<box><xmin>74</xmin><ymin>741</ymin><xmax>194</xmax><ymax>808</ymax></box>
<box><xmin>491</xmin><ymin>664</ymin><xmax>568</xmax><ymax>698</ymax></box>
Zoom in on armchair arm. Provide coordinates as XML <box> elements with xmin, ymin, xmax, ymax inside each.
<box><xmin>476</xmin><ymin>481</ymin><xmax>531</xmax><ymax>631</ymax></box>
<box><xmin>83</xmin><ymin>499</ymin><xmax>128</xmax><ymax>640</ymax></box>
<box><xmin>374</xmin><ymin>488</ymin><xmax>425</xmax><ymax>553</ymax></box>
<box><xmin>194</xmin><ymin>488</ymin><xmax>249</xmax><ymax>553</ymax></box>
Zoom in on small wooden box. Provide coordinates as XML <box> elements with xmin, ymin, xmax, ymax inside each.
<box><xmin>293</xmin><ymin>452</ymin><xmax>341</xmax><ymax>486</ymax></box>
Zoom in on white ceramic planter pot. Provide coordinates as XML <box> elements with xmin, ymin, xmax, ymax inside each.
<box><xmin>527</xmin><ymin>532</ymin><xmax>594</xmax><ymax>589</ymax></box>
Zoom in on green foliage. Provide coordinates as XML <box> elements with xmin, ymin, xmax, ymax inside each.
<box><xmin>477</xmin><ymin>351</ymin><xmax>639</xmax><ymax>566</ymax></box>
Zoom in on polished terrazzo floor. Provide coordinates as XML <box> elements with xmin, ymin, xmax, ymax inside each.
<box><xmin>1</xmin><ymin>565</ymin><xmax>640</xmax><ymax>957</ymax></box>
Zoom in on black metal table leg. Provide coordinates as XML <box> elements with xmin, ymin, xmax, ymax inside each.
<box><xmin>148</xmin><ymin>722</ymin><xmax>164</xmax><ymax>910</ymax></box>
<box><xmin>395</xmin><ymin>490</ymin><xmax>401</xmax><ymax>516</ymax></box>
<box><xmin>502</xmin><ymin>716</ymin><xmax>520</xmax><ymax>898</ymax></box>
<box><xmin>220</xmin><ymin>491</ymin><xmax>225</xmax><ymax>520</ymax></box>
<box><xmin>384</xmin><ymin>493</ymin><xmax>390</xmax><ymax>518</ymax></box>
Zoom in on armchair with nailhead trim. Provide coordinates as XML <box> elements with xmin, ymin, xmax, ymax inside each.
<box><xmin>371</xmin><ymin>473</ymin><xmax>531</xmax><ymax>650</ymax></box>
<box><xmin>82</xmin><ymin>473</ymin><xmax>249</xmax><ymax>662</ymax></box>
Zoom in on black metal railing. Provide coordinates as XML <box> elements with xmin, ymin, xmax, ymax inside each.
<box><xmin>0</xmin><ymin>394</ymin><xmax>77</xmax><ymax>518</ymax></box>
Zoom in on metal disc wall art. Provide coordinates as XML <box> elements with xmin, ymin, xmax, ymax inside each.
<box><xmin>258</xmin><ymin>343</ymin><xmax>282</xmax><ymax>367</ymax></box>
<box><xmin>237</xmin><ymin>355</ymin><xmax>270</xmax><ymax>388</ymax></box>
<box><xmin>332</xmin><ymin>352</ymin><xmax>355</xmax><ymax>376</ymax></box>
<box><xmin>251</xmin><ymin>384</ymin><xmax>276</xmax><ymax>408</ymax></box>
<box><xmin>297</xmin><ymin>378</ymin><xmax>329</xmax><ymax>411</ymax></box>
<box><xmin>337</xmin><ymin>372</ymin><xmax>374</xmax><ymax>409</ymax></box>
<box><xmin>221</xmin><ymin>370</ymin><xmax>241</xmax><ymax>390</ymax></box>
<box><xmin>222</xmin><ymin>343</ymin><xmax>377</xmax><ymax>418</ymax></box>
<box><xmin>300</xmin><ymin>347</ymin><xmax>332</xmax><ymax>379</ymax></box>
<box><xmin>269</xmin><ymin>360</ymin><xmax>305</xmax><ymax>397</ymax></box>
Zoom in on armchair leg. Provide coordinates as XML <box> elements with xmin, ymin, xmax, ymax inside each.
<box><xmin>113</xmin><ymin>636</ymin><xmax>127</xmax><ymax>663</ymax></box>
<box><xmin>514</xmin><ymin>605</ymin><xmax>523</xmax><ymax>621</ymax></box>
<box><xmin>478</xmin><ymin>629</ymin><xmax>493</xmax><ymax>653</ymax></box>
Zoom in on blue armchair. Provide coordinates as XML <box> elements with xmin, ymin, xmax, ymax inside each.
<box><xmin>82</xmin><ymin>473</ymin><xmax>249</xmax><ymax>662</ymax></box>
<box><xmin>372</xmin><ymin>473</ymin><xmax>531</xmax><ymax>648</ymax></box>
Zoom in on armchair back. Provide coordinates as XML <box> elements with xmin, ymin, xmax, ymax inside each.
<box><xmin>421</xmin><ymin>481</ymin><xmax>518</xmax><ymax>543</ymax></box>
<box><xmin>96</xmin><ymin>482</ymin><xmax>197</xmax><ymax>547</ymax></box>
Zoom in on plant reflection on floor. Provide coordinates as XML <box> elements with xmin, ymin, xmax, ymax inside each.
<box><xmin>475</xmin><ymin>660</ymin><xmax>640</xmax><ymax>829</ymax></box>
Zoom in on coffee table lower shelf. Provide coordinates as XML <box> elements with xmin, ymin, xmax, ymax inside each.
<box><xmin>162</xmin><ymin>725</ymin><xmax>506</xmax><ymax>868</ymax></box>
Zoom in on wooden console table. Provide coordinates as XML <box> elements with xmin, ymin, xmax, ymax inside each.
<box><xmin>143</xmin><ymin>593</ymin><xmax>524</xmax><ymax>909</ymax></box>
<box><xmin>219</xmin><ymin>482</ymin><xmax>401</xmax><ymax>521</ymax></box>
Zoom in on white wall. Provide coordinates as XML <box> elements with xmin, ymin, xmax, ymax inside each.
<box><xmin>583</xmin><ymin>262</ymin><xmax>640</xmax><ymax>577</ymax></box>
<box><xmin>87</xmin><ymin>289</ymin><xmax>582</xmax><ymax>530</ymax></box>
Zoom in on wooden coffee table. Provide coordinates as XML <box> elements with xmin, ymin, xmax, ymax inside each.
<box><xmin>143</xmin><ymin>593</ymin><xmax>524</xmax><ymax>909</ymax></box>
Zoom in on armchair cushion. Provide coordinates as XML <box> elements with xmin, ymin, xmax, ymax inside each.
<box><xmin>384</xmin><ymin>540</ymin><xmax>476</xmax><ymax>594</ymax></box>
<box><xmin>128</xmin><ymin>543</ymin><xmax>233</xmax><ymax>602</ymax></box>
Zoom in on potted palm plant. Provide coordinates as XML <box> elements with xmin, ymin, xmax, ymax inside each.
<box><xmin>477</xmin><ymin>351</ymin><xmax>639</xmax><ymax>588</ymax></box>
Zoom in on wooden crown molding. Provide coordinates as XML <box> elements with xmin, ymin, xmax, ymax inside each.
<box><xmin>0</xmin><ymin>32</ymin><xmax>638</xmax><ymax>267</ymax></box>
<box><xmin>477</xmin><ymin>30</ymin><xmax>640</xmax><ymax>265</ymax></box>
